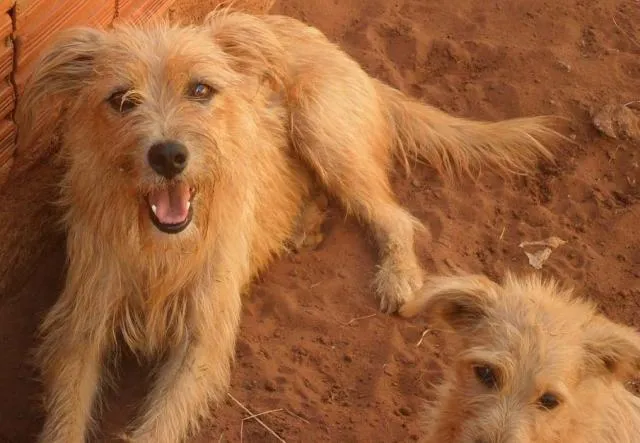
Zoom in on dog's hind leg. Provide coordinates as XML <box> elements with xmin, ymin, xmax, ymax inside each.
<box><xmin>289</xmin><ymin>73</ymin><xmax>425</xmax><ymax>313</ymax></box>
<box><xmin>291</xmin><ymin>120</ymin><xmax>423</xmax><ymax>313</ymax></box>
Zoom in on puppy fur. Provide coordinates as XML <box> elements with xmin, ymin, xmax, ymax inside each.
<box><xmin>400</xmin><ymin>273</ymin><xmax>640</xmax><ymax>443</ymax></box>
<box><xmin>17</xmin><ymin>9</ymin><xmax>564</xmax><ymax>443</ymax></box>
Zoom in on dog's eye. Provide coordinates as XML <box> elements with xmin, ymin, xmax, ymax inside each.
<box><xmin>538</xmin><ymin>392</ymin><xmax>560</xmax><ymax>410</ymax></box>
<box><xmin>474</xmin><ymin>365</ymin><xmax>499</xmax><ymax>389</ymax></box>
<box><xmin>187</xmin><ymin>82</ymin><xmax>216</xmax><ymax>101</ymax></box>
<box><xmin>107</xmin><ymin>89</ymin><xmax>138</xmax><ymax>113</ymax></box>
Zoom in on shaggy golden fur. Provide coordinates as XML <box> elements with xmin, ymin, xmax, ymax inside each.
<box><xmin>17</xmin><ymin>9</ymin><xmax>564</xmax><ymax>442</ymax></box>
<box><xmin>400</xmin><ymin>273</ymin><xmax>640</xmax><ymax>443</ymax></box>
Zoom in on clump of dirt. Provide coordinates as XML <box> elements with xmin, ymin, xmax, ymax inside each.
<box><xmin>592</xmin><ymin>103</ymin><xmax>640</xmax><ymax>140</ymax></box>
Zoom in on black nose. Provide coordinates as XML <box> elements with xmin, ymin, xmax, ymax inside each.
<box><xmin>147</xmin><ymin>141</ymin><xmax>189</xmax><ymax>179</ymax></box>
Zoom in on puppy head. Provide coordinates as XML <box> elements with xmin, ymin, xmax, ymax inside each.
<box><xmin>414</xmin><ymin>273</ymin><xmax>640</xmax><ymax>443</ymax></box>
<box><xmin>16</xmin><ymin>11</ymin><xmax>286</xmax><ymax>240</ymax></box>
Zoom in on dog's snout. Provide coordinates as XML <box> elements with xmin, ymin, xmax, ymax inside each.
<box><xmin>148</xmin><ymin>141</ymin><xmax>189</xmax><ymax>179</ymax></box>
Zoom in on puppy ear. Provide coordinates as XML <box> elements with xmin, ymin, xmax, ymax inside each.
<box><xmin>399</xmin><ymin>274</ymin><xmax>499</xmax><ymax>333</ymax></box>
<box><xmin>583</xmin><ymin>316</ymin><xmax>640</xmax><ymax>380</ymax></box>
<box><xmin>204</xmin><ymin>10</ymin><xmax>287</xmax><ymax>88</ymax></box>
<box><xmin>16</xmin><ymin>27</ymin><xmax>105</xmax><ymax>154</ymax></box>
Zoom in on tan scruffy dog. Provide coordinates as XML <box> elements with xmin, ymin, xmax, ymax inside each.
<box><xmin>17</xmin><ymin>8</ymin><xmax>564</xmax><ymax>443</ymax></box>
<box><xmin>400</xmin><ymin>273</ymin><xmax>640</xmax><ymax>443</ymax></box>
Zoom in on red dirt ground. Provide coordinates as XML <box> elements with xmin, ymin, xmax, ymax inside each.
<box><xmin>1</xmin><ymin>0</ymin><xmax>639</xmax><ymax>442</ymax></box>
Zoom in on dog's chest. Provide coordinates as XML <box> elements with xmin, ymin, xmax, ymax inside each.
<box><xmin>116</xmin><ymin>254</ymin><xmax>199</xmax><ymax>355</ymax></box>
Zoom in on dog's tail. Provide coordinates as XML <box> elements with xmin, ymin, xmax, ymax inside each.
<box><xmin>376</xmin><ymin>81</ymin><xmax>566</xmax><ymax>177</ymax></box>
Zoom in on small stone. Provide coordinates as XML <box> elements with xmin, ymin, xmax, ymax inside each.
<box><xmin>264</xmin><ymin>380</ymin><xmax>277</xmax><ymax>392</ymax></box>
<box><xmin>555</xmin><ymin>60</ymin><xmax>571</xmax><ymax>72</ymax></box>
<box><xmin>592</xmin><ymin>103</ymin><xmax>640</xmax><ymax>140</ymax></box>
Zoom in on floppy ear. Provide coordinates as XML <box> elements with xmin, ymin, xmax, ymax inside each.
<box><xmin>399</xmin><ymin>274</ymin><xmax>499</xmax><ymax>334</ymax></box>
<box><xmin>15</xmin><ymin>27</ymin><xmax>105</xmax><ymax>155</ymax></box>
<box><xmin>583</xmin><ymin>316</ymin><xmax>640</xmax><ymax>380</ymax></box>
<box><xmin>204</xmin><ymin>10</ymin><xmax>287</xmax><ymax>88</ymax></box>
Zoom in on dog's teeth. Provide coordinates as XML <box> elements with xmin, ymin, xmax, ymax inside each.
<box><xmin>151</xmin><ymin>204</ymin><xmax>157</xmax><ymax>215</ymax></box>
<box><xmin>186</xmin><ymin>201</ymin><xmax>191</xmax><ymax>210</ymax></box>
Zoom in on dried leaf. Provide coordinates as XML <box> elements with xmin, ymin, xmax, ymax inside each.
<box><xmin>524</xmin><ymin>248</ymin><xmax>553</xmax><ymax>270</ymax></box>
<box><xmin>519</xmin><ymin>236</ymin><xmax>567</xmax><ymax>269</ymax></box>
<box><xmin>519</xmin><ymin>236</ymin><xmax>567</xmax><ymax>249</ymax></box>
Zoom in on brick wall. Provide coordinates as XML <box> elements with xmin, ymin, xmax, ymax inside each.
<box><xmin>0</xmin><ymin>0</ymin><xmax>176</xmax><ymax>182</ymax></box>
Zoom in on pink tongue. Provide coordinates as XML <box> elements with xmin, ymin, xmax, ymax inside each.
<box><xmin>148</xmin><ymin>183</ymin><xmax>191</xmax><ymax>225</ymax></box>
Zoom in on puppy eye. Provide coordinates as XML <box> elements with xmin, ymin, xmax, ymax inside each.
<box><xmin>187</xmin><ymin>82</ymin><xmax>216</xmax><ymax>101</ymax></box>
<box><xmin>538</xmin><ymin>392</ymin><xmax>560</xmax><ymax>410</ymax></box>
<box><xmin>474</xmin><ymin>365</ymin><xmax>499</xmax><ymax>389</ymax></box>
<box><xmin>107</xmin><ymin>89</ymin><xmax>138</xmax><ymax>113</ymax></box>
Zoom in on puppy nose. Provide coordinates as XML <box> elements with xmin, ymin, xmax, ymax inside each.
<box><xmin>147</xmin><ymin>141</ymin><xmax>189</xmax><ymax>179</ymax></box>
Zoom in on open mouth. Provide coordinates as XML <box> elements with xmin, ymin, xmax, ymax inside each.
<box><xmin>145</xmin><ymin>182</ymin><xmax>195</xmax><ymax>234</ymax></box>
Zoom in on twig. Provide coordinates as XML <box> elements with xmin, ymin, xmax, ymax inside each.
<box><xmin>218</xmin><ymin>433</ymin><xmax>225</xmax><ymax>443</ymax></box>
<box><xmin>341</xmin><ymin>313</ymin><xmax>376</xmax><ymax>326</ymax></box>
<box><xmin>243</xmin><ymin>408</ymin><xmax>284</xmax><ymax>422</ymax></box>
<box><xmin>227</xmin><ymin>393</ymin><xmax>287</xmax><ymax>443</ymax></box>
<box><xmin>416</xmin><ymin>328</ymin><xmax>431</xmax><ymax>347</ymax></box>
<box><xmin>284</xmin><ymin>408</ymin><xmax>311</xmax><ymax>424</ymax></box>
<box><xmin>498</xmin><ymin>226</ymin><xmax>506</xmax><ymax>241</ymax></box>
<box><xmin>240</xmin><ymin>409</ymin><xmax>283</xmax><ymax>443</ymax></box>
<box><xmin>613</xmin><ymin>15</ymin><xmax>640</xmax><ymax>48</ymax></box>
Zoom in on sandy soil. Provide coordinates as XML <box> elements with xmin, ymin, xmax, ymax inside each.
<box><xmin>1</xmin><ymin>0</ymin><xmax>639</xmax><ymax>442</ymax></box>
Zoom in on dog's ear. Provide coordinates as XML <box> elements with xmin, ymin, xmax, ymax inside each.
<box><xmin>204</xmin><ymin>10</ymin><xmax>287</xmax><ymax>88</ymax></box>
<box><xmin>583</xmin><ymin>316</ymin><xmax>640</xmax><ymax>380</ymax></box>
<box><xmin>399</xmin><ymin>274</ymin><xmax>499</xmax><ymax>333</ymax></box>
<box><xmin>16</xmin><ymin>27</ymin><xmax>105</xmax><ymax>153</ymax></box>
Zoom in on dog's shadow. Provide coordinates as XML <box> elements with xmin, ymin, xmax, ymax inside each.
<box><xmin>0</xmin><ymin>155</ymin><xmax>67</xmax><ymax>441</ymax></box>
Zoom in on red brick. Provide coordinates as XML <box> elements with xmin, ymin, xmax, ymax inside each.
<box><xmin>0</xmin><ymin>9</ymin><xmax>11</xmax><ymax>39</ymax></box>
<box><xmin>118</xmin><ymin>0</ymin><xmax>176</xmax><ymax>24</ymax></box>
<box><xmin>14</xmin><ymin>0</ymin><xmax>115</xmax><ymax>88</ymax></box>
<box><xmin>0</xmin><ymin>0</ymin><xmax>15</xmax><ymax>13</ymax></box>
<box><xmin>0</xmin><ymin>12</ymin><xmax>13</xmax><ymax>81</ymax></box>
<box><xmin>0</xmin><ymin>117</ymin><xmax>15</xmax><ymax>170</ymax></box>
<box><xmin>0</xmin><ymin>79</ymin><xmax>13</xmax><ymax>118</ymax></box>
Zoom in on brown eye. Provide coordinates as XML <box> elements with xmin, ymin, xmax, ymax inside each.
<box><xmin>474</xmin><ymin>365</ymin><xmax>499</xmax><ymax>389</ymax></box>
<box><xmin>107</xmin><ymin>89</ymin><xmax>138</xmax><ymax>113</ymax></box>
<box><xmin>187</xmin><ymin>82</ymin><xmax>216</xmax><ymax>101</ymax></box>
<box><xmin>538</xmin><ymin>392</ymin><xmax>560</xmax><ymax>410</ymax></box>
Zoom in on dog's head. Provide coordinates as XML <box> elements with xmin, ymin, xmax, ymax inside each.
<box><xmin>16</xmin><ymin>11</ymin><xmax>286</xmax><ymax>239</ymax></box>
<box><xmin>415</xmin><ymin>273</ymin><xmax>640</xmax><ymax>443</ymax></box>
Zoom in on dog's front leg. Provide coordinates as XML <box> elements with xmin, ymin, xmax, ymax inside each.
<box><xmin>126</xmin><ymin>277</ymin><xmax>243</xmax><ymax>443</ymax></box>
<box><xmin>36</xmin><ymin>285</ymin><xmax>112</xmax><ymax>443</ymax></box>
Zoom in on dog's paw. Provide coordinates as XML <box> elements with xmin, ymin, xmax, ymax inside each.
<box><xmin>288</xmin><ymin>230</ymin><xmax>324</xmax><ymax>253</ymax></box>
<box><xmin>116</xmin><ymin>431</ymin><xmax>134</xmax><ymax>442</ymax></box>
<box><xmin>118</xmin><ymin>433</ymin><xmax>154</xmax><ymax>443</ymax></box>
<box><xmin>374</xmin><ymin>266</ymin><xmax>424</xmax><ymax>314</ymax></box>
<box><xmin>117</xmin><ymin>430</ymin><xmax>152</xmax><ymax>443</ymax></box>
<box><xmin>287</xmin><ymin>194</ymin><xmax>328</xmax><ymax>253</ymax></box>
